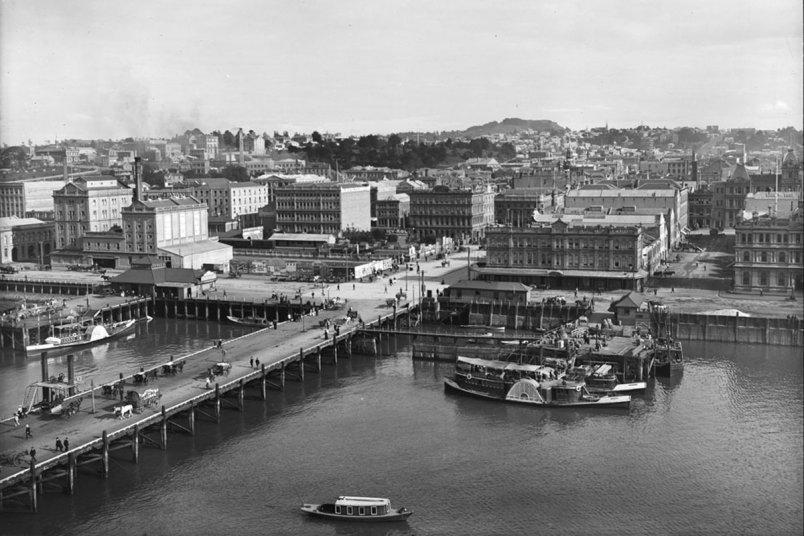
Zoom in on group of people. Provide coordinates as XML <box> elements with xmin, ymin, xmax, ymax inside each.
<box><xmin>55</xmin><ymin>436</ymin><xmax>69</xmax><ymax>452</ymax></box>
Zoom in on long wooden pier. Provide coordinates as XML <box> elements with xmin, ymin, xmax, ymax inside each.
<box><xmin>0</xmin><ymin>302</ymin><xmax>415</xmax><ymax>512</ymax></box>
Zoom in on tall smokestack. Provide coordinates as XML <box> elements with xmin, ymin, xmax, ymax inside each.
<box><xmin>134</xmin><ymin>156</ymin><xmax>143</xmax><ymax>202</ymax></box>
<box><xmin>238</xmin><ymin>128</ymin><xmax>245</xmax><ymax>167</ymax></box>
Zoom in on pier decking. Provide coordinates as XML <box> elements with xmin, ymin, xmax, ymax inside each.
<box><xmin>0</xmin><ymin>301</ymin><xmax>415</xmax><ymax>512</ymax></box>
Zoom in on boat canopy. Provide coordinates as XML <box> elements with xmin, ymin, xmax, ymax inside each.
<box><xmin>456</xmin><ymin>356</ymin><xmax>554</xmax><ymax>375</ymax></box>
<box><xmin>335</xmin><ymin>496</ymin><xmax>391</xmax><ymax>508</ymax></box>
<box><xmin>593</xmin><ymin>364</ymin><xmax>612</xmax><ymax>376</ymax></box>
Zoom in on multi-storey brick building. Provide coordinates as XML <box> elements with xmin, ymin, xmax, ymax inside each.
<box><xmin>0</xmin><ymin>180</ymin><xmax>66</xmax><ymax>218</ymax></box>
<box><xmin>275</xmin><ymin>182</ymin><xmax>371</xmax><ymax>234</ymax></box>
<box><xmin>0</xmin><ymin>216</ymin><xmax>54</xmax><ymax>264</ymax></box>
<box><xmin>186</xmin><ymin>178</ymin><xmax>268</xmax><ymax>228</ymax></box>
<box><xmin>408</xmin><ymin>188</ymin><xmax>495</xmax><ymax>244</ymax></box>
<box><xmin>52</xmin><ymin>176</ymin><xmax>132</xmax><ymax>255</ymax></box>
<box><xmin>688</xmin><ymin>186</ymin><xmax>713</xmax><ymax>229</ymax></box>
<box><xmin>476</xmin><ymin>218</ymin><xmax>656</xmax><ymax>291</ymax></box>
<box><xmin>565</xmin><ymin>184</ymin><xmax>688</xmax><ymax>246</ymax></box>
<box><xmin>734</xmin><ymin>203</ymin><xmax>804</xmax><ymax>293</ymax></box>
<box><xmin>376</xmin><ymin>193</ymin><xmax>410</xmax><ymax>231</ymax></box>
<box><xmin>494</xmin><ymin>189</ymin><xmax>562</xmax><ymax>226</ymax></box>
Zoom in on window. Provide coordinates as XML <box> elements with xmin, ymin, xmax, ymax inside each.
<box><xmin>742</xmin><ymin>271</ymin><xmax>750</xmax><ymax>285</ymax></box>
<box><xmin>778</xmin><ymin>273</ymin><xmax>786</xmax><ymax>286</ymax></box>
<box><xmin>743</xmin><ymin>251</ymin><xmax>750</xmax><ymax>262</ymax></box>
<box><xmin>760</xmin><ymin>252</ymin><xmax>768</xmax><ymax>262</ymax></box>
<box><xmin>759</xmin><ymin>271</ymin><xmax>768</xmax><ymax>286</ymax></box>
<box><xmin>779</xmin><ymin>252</ymin><xmax>786</xmax><ymax>263</ymax></box>
<box><xmin>347</xmin><ymin>506</ymin><xmax>353</xmax><ymax>515</ymax></box>
<box><xmin>359</xmin><ymin>507</ymin><xmax>365</xmax><ymax>516</ymax></box>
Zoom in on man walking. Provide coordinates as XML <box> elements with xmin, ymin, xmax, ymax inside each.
<box><xmin>55</xmin><ymin>438</ymin><xmax>63</xmax><ymax>452</ymax></box>
<box><xmin>25</xmin><ymin>423</ymin><xmax>32</xmax><ymax>439</ymax></box>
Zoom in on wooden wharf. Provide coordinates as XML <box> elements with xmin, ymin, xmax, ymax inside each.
<box><xmin>0</xmin><ymin>301</ymin><xmax>416</xmax><ymax>512</ymax></box>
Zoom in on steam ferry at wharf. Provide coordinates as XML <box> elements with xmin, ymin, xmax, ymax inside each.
<box><xmin>444</xmin><ymin>356</ymin><xmax>631</xmax><ymax>408</ymax></box>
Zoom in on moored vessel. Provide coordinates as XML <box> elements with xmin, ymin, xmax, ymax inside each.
<box><xmin>444</xmin><ymin>356</ymin><xmax>631</xmax><ymax>409</ymax></box>
<box><xmin>225</xmin><ymin>315</ymin><xmax>272</xmax><ymax>327</ymax></box>
<box><xmin>301</xmin><ymin>496</ymin><xmax>412</xmax><ymax>522</ymax></box>
<box><xmin>25</xmin><ymin>318</ymin><xmax>139</xmax><ymax>355</ymax></box>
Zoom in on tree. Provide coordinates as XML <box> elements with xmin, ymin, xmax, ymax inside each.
<box><xmin>221</xmin><ymin>165</ymin><xmax>249</xmax><ymax>182</ymax></box>
<box><xmin>312</xmin><ymin>131</ymin><xmax>323</xmax><ymax>144</ymax></box>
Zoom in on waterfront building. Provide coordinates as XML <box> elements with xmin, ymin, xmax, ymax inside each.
<box><xmin>441</xmin><ymin>280</ymin><xmax>531</xmax><ymax>305</ymax></box>
<box><xmin>476</xmin><ymin>219</ymin><xmax>657</xmax><ymax>292</ymax></box>
<box><xmin>408</xmin><ymin>187</ymin><xmax>495</xmax><ymax>243</ymax></box>
<box><xmin>733</xmin><ymin>200</ymin><xmax>804</xmax><ymax>293</ymax></box>
<box><xmin>0</xmin><ymin>216</ymin><xmax>54</xmax><ymax>264</ymax></box>
<box><xmin>275</xmin><ymin>182</ymin><xmax>371</xmax><ymax>234</ymax></box>
<box><xmin>51</xmin><ymin>176</ymin><xmax>133</xmax><ymax>265</ymax></box>
<box><xmin>0</xmin><ymin>180</ymin><xmax>66</xmax><ymax>218</ymax></box>
<box><xmin>711</xmin><ymin>167</ymin><xmax>750</xmax><ymax>229</ymax></box>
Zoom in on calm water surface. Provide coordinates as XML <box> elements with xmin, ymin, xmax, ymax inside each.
<box><xmin>1</xmin><ymin>325</ymin><xmax>801</xmax><ymax>536</ymax></box>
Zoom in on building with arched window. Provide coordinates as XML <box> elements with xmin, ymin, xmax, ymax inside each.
<box><xmin>734</xmin><ymin>200</ymin><xmax>804</xmax><ymax>293</ymax></box>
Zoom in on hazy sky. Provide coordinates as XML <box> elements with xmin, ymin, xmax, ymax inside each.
<box><xmin>1</xmin><ymin>0</ymin><xmax>801</xmax><ymax>144</ymax></box>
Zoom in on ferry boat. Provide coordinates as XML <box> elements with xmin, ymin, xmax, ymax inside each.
<box><xmin>26</xmin><ymin>318</ymin><xmax>139</xmax><ymax>355</ymax></box>
<box><xmin>225</xmin><ymin>315</ymin><xmax>271</xmax><ymax>327</ymax></box>
<box><xmin>564</xmin><ymin>364</ymin><xmax>647</xmax><ymax>394</ymax></box>
<box><xmin>301</xmin><ymin>496</ymin><xmax>412</xmax><ymax>522</ymax></box>
<box><xmin>444</xmin><ymin>356</ymin><xmax>631</xmax><ymax>409</ymax></box>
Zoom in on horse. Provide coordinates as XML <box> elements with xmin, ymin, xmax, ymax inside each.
<box><xmin>114</xmin><ymin>404</ymin><xmax>133</xmax><ymax>419</ymax></box>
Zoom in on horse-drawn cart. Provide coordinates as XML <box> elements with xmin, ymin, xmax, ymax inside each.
<box><xmin>126</xmin><ymin>388</ymin><xmax>162</xmax><ymax>413</ymax></box>
<box><xmin>213</xmin><ymin>362</ymin><xmax>231</xmax><ymax>377</ymax></box>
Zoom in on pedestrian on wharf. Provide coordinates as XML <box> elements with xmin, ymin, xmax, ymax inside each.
<box><xmin>337</xmin><ymin>284</ymin><xmax>340</xmax><ymax>291</ymax></box>
<box><xmin>205</xmin><ymin>377</ymin><xmax>211</xmax><ymax>389</ymax></box>
<box><xmin>25</xmin><ymin>423</ymin><xmax>32</xmax><ymax>439</ymax></box>
<box><xmin>55</xmin><ymin>438</ymin><xmax>63</xmax><ymax>452</ymax></box>
<box><xmin>324</xmin><ymin>329</ymin><xmax>329</xmax><ymax>340</ymax></box>
<box><xmin>352</xmin><ymin>284</ymin><xmax>355</xmax><ymax>291</ymax></box>
<box><xmin>250</xmin><ymin>357</ymin><xmax>254</xmax><ymax>368</ymax></box>
<box><xmin>29</xmin><ymin>447</ymin><xmax>36</xmax><ymax>462</ymax></box>
<box><xmin>13</xmin><ymin>413</ymin><xmax>19</xmax><ymax>426</ymax></box>
<box><xmin>63</xmin><ymin>438</ymin><xmax>69</xmax><ymax>451</ymax></box>
<box><xmin>223</xmin><ymin>290</ymin><xmax>227</xmax><ymax>297</ymax></box>
<box><xmin>255</xmin><ymin>358</ymin><xmax>260</xmax><ymax>368</ymax></box>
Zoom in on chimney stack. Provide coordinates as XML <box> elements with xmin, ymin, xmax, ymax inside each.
<box><xmin>134</xmin><ymin>156</ymin><xmax>143</xmax><ymax>202</ymax></box>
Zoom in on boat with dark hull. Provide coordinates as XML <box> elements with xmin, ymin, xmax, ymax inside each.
<box><xmin>26</xmin><ymin>318</ymin><xmax>140</xmax><ymax>355</ymax></box>
<box><xmin>301</xmin><ymin>496</ymin><xmax>412</xmax><ymax>522</ymax></box>
<box><xmin>444</xmin><ymin>356</ymin><xmax>631</xmax><ymax>409</ymax></box>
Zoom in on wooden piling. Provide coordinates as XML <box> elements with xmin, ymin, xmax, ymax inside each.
<box><xmin>29</xmin><ymin>458</ymin><xmax>38</xmax><ymax>512</ymax></box>
<box><xmin>188</xmin><ymin>404</ymin><xmax>196</xmax><ymax>435</ymax></box>
<box><xmin>101</xmin><ymin>430</ymin><xmax>109</xmax><ymax>478</ymax></box>
<box><xmin>132</xmin><ymin>425</ymin><xmax>140</xmax><ymax>463</ymax></box>
<box><xmin>260</xmin><ymin>364</ymin><xmax>267</xmax><ymax>400</ymax></box>
<box><xmin>238</xmin><ymin>379</ymin><xmax>245</xmax><ymax>411</ymax></box>
<box><xmin>160</xmin><ymin>406</ymin><xmax>168</xmax><ymax>449</ymax></box>
<box><xmin>298</xmin><ymin>348</ymin><xmax>305</xmax><ymax>381</ymax></box>
<box><xmin>214</xmin><ymin>384</ymin><xmax>221</xmax><ymax>422</ymax></box>
<box><xmin>67</xmin><ymin>452</ymin><xmax>76</xmax><ymax>495</ymax></box>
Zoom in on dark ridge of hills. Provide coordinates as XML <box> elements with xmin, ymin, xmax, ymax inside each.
<box><xmin>395</xmin><ymin>118</ymin><xmax>568</xmax><ymax>142</ymax></box>
<box><xmin>457</xmin><ymin>118</ymin><xmax>568</xmax><ymax>138</ymax></box>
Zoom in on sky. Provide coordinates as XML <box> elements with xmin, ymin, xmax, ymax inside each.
<box><xmin>0</xmin><ymin>0</ymin><xmax>801</xmax><ymax>145</ymax></box>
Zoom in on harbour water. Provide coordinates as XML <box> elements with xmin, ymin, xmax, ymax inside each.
<box><xmin>1</xmin><ymin>320</ymin><xmax>802</xmax><ymax>536</ymax></box>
